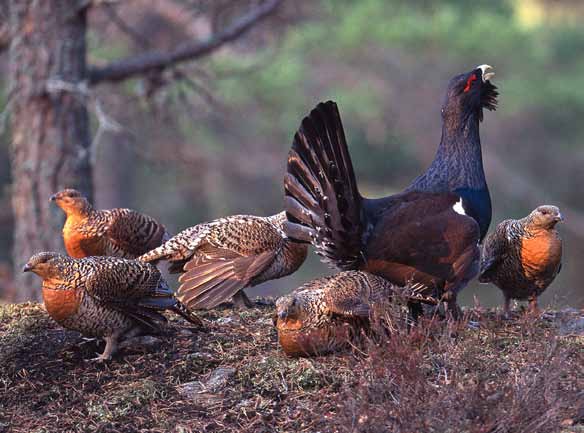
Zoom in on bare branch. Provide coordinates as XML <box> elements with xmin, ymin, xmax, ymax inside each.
<box><xmin>88</xmin><ymin>0</ymin><xmax>282</xmax><ymax>85</ymax></box>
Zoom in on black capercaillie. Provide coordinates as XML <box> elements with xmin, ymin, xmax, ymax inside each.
<box><xmin>285</xmin><ymin>65</ymin><xmax>498</xmax><ymax>317</ymax></box>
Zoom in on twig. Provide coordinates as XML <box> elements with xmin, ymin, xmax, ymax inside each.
<box><xmin>88</xmin><ymin>0</ymin><xmax>282</xmax><ymax>84</ymax></box>
<box><xmin>44</xmin><ymin>77</ymin><xmax>126</xmax><ymax>167</ymax></box>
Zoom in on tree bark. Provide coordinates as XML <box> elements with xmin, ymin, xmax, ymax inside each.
<box><xmin>8</xmin><ymin>0</ymin><xmax>92</xmax><ymax>301</ymax></box>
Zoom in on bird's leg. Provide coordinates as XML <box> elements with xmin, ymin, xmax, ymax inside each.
<box><xmin>232</xmin><ymin>290</ymin><xmax>254</xmax><ymax>309</ymax></box>
<box><xmin>407</xmin><ymin>301</ymin><xmax>424</xmax><ymax>326</ymax></box>
<box><xmin>503</xmin><ymin>296</ymin><xmax>511</xmax><ymax>319</ymax></box>
<box><xmin>442</xmin><ymin>290</ymin><xmax>461</xmax><ymax>321</ymax></box>
<box><xmin>528</xmin><ymin>296</ymin><xmax>540</xmax><ymax>316</ymax></box>
<box><xmin>91</xmin><ymin>331</ymin><xmax>122</xmax><ymax>362</ymax></box>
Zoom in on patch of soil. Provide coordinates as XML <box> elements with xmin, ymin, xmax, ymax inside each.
<box><xmin>0</xmin><ymin>302</ymin><xmax>582</xmax><ymax>433</ymax></box>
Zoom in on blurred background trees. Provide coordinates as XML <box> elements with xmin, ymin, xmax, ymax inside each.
<box><xmin>1</xmin><ymin>0</ymin><xmax>583</xmax><ymax>307</ymax></box>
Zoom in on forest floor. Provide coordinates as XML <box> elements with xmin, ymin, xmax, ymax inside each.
<box><xmin>0</xmin><ymin>301</ymin><xmax>582</xmax><ymax>433</ymax></box>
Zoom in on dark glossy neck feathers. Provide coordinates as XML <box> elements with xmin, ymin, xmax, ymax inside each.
<box><xmin>403</xmin><ymin>111</ymin><xmax>491</xmax><ymax>239</ymax></box>
<box><xmin>409</xmin><ymin>113</ymin><xmax>486</xmax><ymax>192</ymax></box>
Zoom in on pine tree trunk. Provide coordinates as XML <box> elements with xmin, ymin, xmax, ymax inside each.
<box><xmin>8</xmin><ymin>0</ymin><xmax>92</xmax><ymax>301</ymax></box>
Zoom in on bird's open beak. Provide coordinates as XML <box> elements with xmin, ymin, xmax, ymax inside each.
<box><xmin>23</xmin><ymin>263</ymin><xmax>33</xmax><ymax>272</ymax></box>
<box><xmin>477</xmin><ymin>64</ymin><xmax>495</xmax><ymax>82</ymax></box>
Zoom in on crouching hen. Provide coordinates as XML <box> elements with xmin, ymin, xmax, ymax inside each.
<box><xmin>275</xmin><ymin>271</ymin><xmax>437</xmax><ymax>357</ymax></box>
<box><xmin>479</xmin><ymin>206</ymin><xmax>563</xmax><ymax>316</ymax></box>
<box><xmin>24</xmin><ymin>252</ymin><xmax>202</xmax><ymax>361</ymax></box>
<box><xmin>139</xmin><ymin>212</ymin><xmax>308</xmax><ymax>310</ymax></box>
<box><xmin>51</xmin><ymin>189</ymin><xmax>170</xmax><ymax>259</ymax></box>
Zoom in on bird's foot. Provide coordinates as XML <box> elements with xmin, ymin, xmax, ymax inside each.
<box><xmin>89</xmin><ymin>352</ymin><xmax>112</xmax><ymax>362</ymax></box>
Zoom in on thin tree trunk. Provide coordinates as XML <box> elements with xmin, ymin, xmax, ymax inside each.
<box><xmin>8</xmin><ymin>0</ymin><xmax>92</xmax><ymax>301</ymax></box>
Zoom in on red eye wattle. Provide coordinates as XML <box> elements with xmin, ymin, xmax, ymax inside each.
<box><xmin>463</xmin><ymin>74</ymin><xmax>477</xmax><ymax>93</ymax></box>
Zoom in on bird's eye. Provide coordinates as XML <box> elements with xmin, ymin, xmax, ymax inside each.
<box><xmin>540</xmin><ymin>209</ymin><xmax>548</xmax><ymax>215</ymax></box>
<box><xmin>463</xmin><ymin>74</ymin><xmax>477</xmax><ymax>93</ymax></box>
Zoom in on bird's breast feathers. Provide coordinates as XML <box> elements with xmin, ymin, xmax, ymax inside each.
<box><xmin>42</xmin><ymin>285</ymin><xmax>82</xmax><ymax>323</ymax></box>
<box><xmin>520</xmin><ymin>232</ymin><xmax>562</xmax><ymax>277</ymax></box>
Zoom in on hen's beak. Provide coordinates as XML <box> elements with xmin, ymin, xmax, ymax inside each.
<box><xmin>477</xmin><ymin>64</ymin><xmax>495</xmax><ymax>82</ymax></box>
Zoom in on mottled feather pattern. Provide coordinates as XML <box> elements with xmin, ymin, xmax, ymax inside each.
<box><xmin>139</xmin><ymin>212</ymin><xmax>308</xmax><ymax>310</ymax></box>
<box><xmin>25</xmin><ymin>252</ymin><xmax>201</xmax><ymax>359</ymax></box>
<box><xmin>275</xmin><ymin>271</ymin><xmax>437</xmax><ymax>356</ymax></box>
<box><xmin>479</xmin><ymin>206</ymin><xmax>563</xmax><ymax>312</ymax></box>
<box><xmin>53</xmin><ymin>189</ymin><xmax>168</xmax><ymax>259</ymax></box>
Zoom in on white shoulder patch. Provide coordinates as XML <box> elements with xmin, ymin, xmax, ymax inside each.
<box><xmin>452</xmin><ymin>198</ymin><xmax>466</xmax><ymax>216</ymax></box>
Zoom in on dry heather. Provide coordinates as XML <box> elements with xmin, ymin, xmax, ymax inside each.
<box><xmin>0</xmin><ymin>301</ymin><xmax>582</xmax><ymax>433</ymax></box>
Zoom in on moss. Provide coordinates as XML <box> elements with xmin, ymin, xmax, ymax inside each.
<box><xmin>0</xmin><ymin>302</ymin><xmax>582</xmax><ymax>433</ymax></box>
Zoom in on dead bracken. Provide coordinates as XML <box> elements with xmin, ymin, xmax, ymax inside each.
<box><xmin>0</xmin><ymin>301</ymin><xmax>582</xmax><ymax>433</ymax></box>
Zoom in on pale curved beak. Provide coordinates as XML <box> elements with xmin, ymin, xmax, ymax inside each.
<box><xmin>23</xmin><ymin>263</ymin><xmax>33</xmax><ymax>272</ymax></box>
<box><xmin>555</xmin><ymin>213</ymin><xmax>564</xmax><ymax>222</ymax></box>
<box><xmin>477</xmin><ymin>64</ymin><xmax>495</xmax><ymax>82</ymax></box>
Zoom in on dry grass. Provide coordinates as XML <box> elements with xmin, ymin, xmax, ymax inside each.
<box><xmin>0</xmin><ymin>302</ymin><xmax>582</xmax><ymax>433</ymax></box>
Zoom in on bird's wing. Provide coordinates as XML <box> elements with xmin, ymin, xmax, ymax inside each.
<box><xmin>364</xmin><ymin>191</ymin><xmax>480</xmax><ymax>288</ymax></box>
<box><xmin>319</xmin><ymin>272</ymin><xmax>378</xmax><ymax>318</ymax></box>
<box><xmin>178</xmin><ymin>245</ymin><xmax>276</xmax><ymax>310</ymax></box>
<box><xmin>103</xmin><ymin>208</ymin><xmax>168</xmax><ymax>258</ymax></box>
<box><xmin>84</xmin><ymin>258</ymin><xmax>168</xmax><ymax>301</ymax></box>
<box><xmin>83</xmin><ymin>258</ymin><xmax>173</xmax><ymax>327</ymax></box>
<box><xmin>284</xmin><ymin>101</ymin><xmax>365</xmax><ymax>270</ymax></box>
<box><xmin>176</xmin><ymin>215</ymin><xmax>286</xmax><ymax>309</ymax></box>
<box><xmin>327</xmin><ymin>296</ymin><xmax>372</xmax><ymax>318</ymax></box>
<box><xmin>478</xmin><ymin>220</ymin><xmax>512</xmax><ymax>281</ymax></box>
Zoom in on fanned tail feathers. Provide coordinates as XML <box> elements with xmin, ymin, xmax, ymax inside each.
<box><xmin>284</xmin><ymin>101</ymin><xmax>364</xmax><ymax>270</ymax></box>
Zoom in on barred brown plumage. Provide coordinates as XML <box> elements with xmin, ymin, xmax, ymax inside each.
<box><xmin>23</xmin><ymin>252</ymin><xmax>202</xmax><ymax>361</ymax></box>
<box><xmin>275</xmin><ymin>271</ymin><xmax>438</xmax><ymax>357</ymax></box>
<box><xmin>479</xmin><ymin>205</ymin><xmax>563</xmax><ymax>316</ymax></box>
<box><xmin>139</xmin><ymin>212</ymin><xmax>308</xmax><ymax>310</ymax></box>
<box><xmin>50</xmin><ymin>189</ymin><xmax>170</xmax><ymax>259</ymax></box>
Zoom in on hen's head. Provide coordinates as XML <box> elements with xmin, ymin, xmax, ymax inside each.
<box><xmin>442</xmin><ymin>64</ymin><xmax>498</xmax><ymax>124</ymax></box>
<box><xmin>23</xmin><ymin>251</ymin><xmax>65</xmax><ymax>278</ymax></box>
<box><xmin>528</xmin><ymin>205</ymin><xmax>564</xmax><ymax>230</ymax></box>
<box><xmin>276</xmin><ymin>295</ymin><xmax>301</xmax><ymax>321</ymax></box>
<box><xmin>50</xmin><ymin>189</ymin><xmax>91</xmax><ymax>216</ymax></box>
